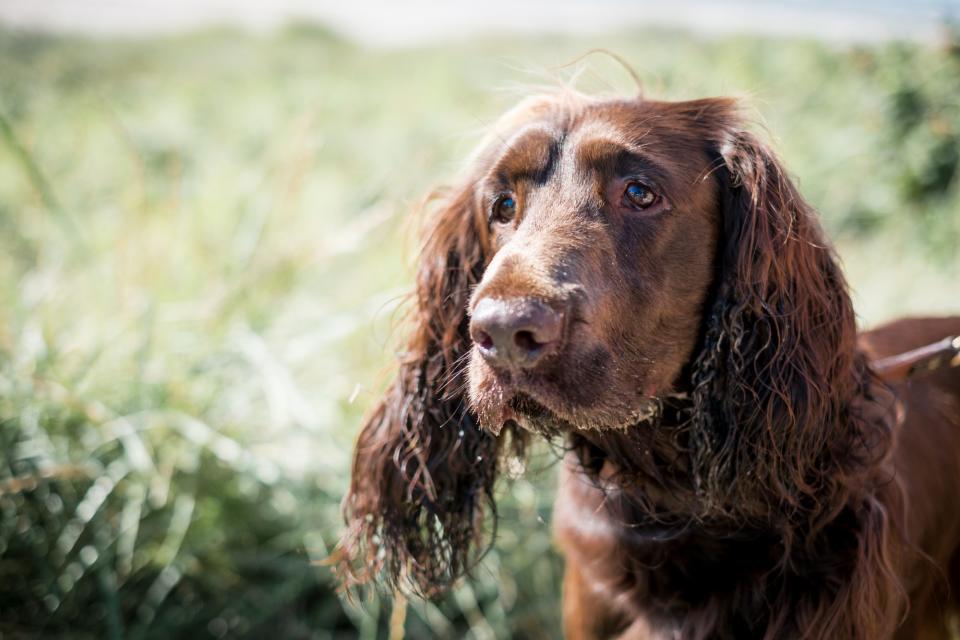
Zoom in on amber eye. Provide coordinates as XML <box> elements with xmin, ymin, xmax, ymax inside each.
<box><xmin>491</xmin><ymin>194</ymin><xmax>517</xmax><ymax>223</ymax></box>
<box><xmin>624</xmin><ymin>181</ymin><xmax>658</xmax><ymax>209</ymax></box>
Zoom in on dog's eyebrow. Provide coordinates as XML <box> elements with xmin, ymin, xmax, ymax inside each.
<box><xmin>488</xmin><ymin>125</ymin><xmax>558</xmax><ymax>185</ymax></box>
<box><xmin>573</xmin><ymin>135</ymin><xmax>648</xmax><ymax>174</ymax></box>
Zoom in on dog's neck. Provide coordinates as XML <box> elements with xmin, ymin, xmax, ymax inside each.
<box><xmin>565</xmin><ymin>355</ymin><xmax>897</xmax><ymax>535</ymax></box>
<box><xmin>566</xmin><ymin>393</ymin><xmax>711</xmax><ymax>527</ymax></box>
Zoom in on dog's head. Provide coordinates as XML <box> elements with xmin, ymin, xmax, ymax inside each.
<box><xmin>465</xmin><ymin>95</ymin><xmax>724</xmax><ymax>434</ymax></box>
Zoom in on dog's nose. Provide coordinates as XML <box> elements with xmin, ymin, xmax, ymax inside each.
<box><xmin>470</xmin><ymin>297</ymin><xmax>564</xmax><ymax>369</ymax></box>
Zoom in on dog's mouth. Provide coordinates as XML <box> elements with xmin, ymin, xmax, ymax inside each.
<box><xmin>497</xmin><ymin>392</ymin><xmax>574</xmax><ymax>436</ymax></box>
<box><xmin>469</xmin><ymin>340</ymin><xmax>676</xmax><ymax>435</ymax></box>
<box><xmin>509</xmin><ymin>392</ymin><xmax>552</xmax><ymax>419</ymax></box>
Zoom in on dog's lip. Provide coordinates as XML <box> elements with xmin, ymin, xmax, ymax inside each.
<box><xmin>485</xmin><ymin>404</ymin><xmax>519</xmax><ymax>436</ymax></box>
<box><xmin>476</xmin><ymin>369</ymin><xmax>670</xmax><ymax>435</ymax></box>
<box><xmin>509</xmin><ymin>392</ymin><xmax>555</xmax><ymax>420</ymax></box>
<box><xmin>497</xmin><ymin>387</ymin><xmax>573</xmax><ymax>433</ymax></box>
<box><xmin>470</xmin><ymin>359</ymin><xmax>568</xmax><ymax>433</ymax></box>
<box><xmin>473</xmin><ymin>354</ymin><xmax>590</xmax><ymax>431</ymax></box>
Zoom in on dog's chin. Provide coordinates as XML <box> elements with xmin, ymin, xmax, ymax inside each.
<box><xmin>506</xmin><ymin>393</ymin><xmax>572</xmax><ymax>436</ymax></box>
<box><xmin>469</xmin><ymin>391</ymin><xmax>574</xmax><ymax>437</ymax></box>
<box><xmin>468</xmin><ymin>356</ymin><xmax>663</xmax><ymax>436</ymax></box>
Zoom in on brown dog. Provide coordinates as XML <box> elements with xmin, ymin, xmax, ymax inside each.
<box><xmin>337</xmin><ymin>91</ymin><xmax>960</xmax><ymax>639</ymax></box>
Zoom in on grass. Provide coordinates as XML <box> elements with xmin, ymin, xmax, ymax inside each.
<box><xmin>1</xmin><ymin>22</ymin><xmax>959</xmax><ymax>639</ymax></box>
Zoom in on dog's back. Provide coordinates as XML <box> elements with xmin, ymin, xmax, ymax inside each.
<box><xmin>860</xmin><ymin>316</ymin><xmax>960</xmax><ymax>639</ymax></box>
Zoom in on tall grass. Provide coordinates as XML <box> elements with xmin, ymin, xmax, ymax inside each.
<box><xmin>0</xmin><ymin>24</ymin><xmax>958</xmax><ymax>638</ymax></box>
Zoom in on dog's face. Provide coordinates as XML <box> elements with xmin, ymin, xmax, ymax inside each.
<box><xmin>467</xmin><ymin>97</ymin><xmax>722</xmax><ymax>433</ymax></box>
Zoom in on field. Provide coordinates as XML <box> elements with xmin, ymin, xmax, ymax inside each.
<box><xmin>1</xmin><ymin>23</ymin><xmax>959</xmax><ymax>639</ymax></box>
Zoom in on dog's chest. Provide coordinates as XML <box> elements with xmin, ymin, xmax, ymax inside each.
<box><xmin>554</xmin><ymin>464</ymin><xmax>790</xmax><ymax>637</ymax></box>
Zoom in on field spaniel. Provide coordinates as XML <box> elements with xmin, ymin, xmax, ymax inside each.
<box><xmin>336</xmin><ymin>91</ymin><xmax>960</xmax><ymax>639</ymax></box>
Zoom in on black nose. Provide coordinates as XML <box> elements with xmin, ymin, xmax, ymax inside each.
<box><xmin>469</xmin><ymin>297</ymin><xmax>565</xmax><ymax>369</ymax></box>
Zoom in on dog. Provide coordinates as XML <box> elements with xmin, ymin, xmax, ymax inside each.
<box><xmin>336</xmin><ymin>91</ymin><xmax>960</xmax><ymax>639</ymax></box>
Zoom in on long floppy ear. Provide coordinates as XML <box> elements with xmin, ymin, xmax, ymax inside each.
<box><xmin>688</xmin><ymin>110</ymin><xmax>886</xmax><ymax>525</ymax></box>
<box><xmin>335</xmin><ymin>184</ymin><xmax>522</xmax><ymax>595</ymax></box>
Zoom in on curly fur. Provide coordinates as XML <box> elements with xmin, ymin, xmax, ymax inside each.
<box><xmin>334</xmin><ymin>184</ymin><xmax>528</xmax><ymax>595</ymax></box>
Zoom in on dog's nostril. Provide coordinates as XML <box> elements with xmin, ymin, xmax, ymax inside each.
<box><xmin>514</xmin><ymin>330</ymin><xmax>542</xmax><ymax>353</ymax></box>
<box><xmin>477</xmin><ymin>331</ymin><xmax>495</xmax><ymax>351</ymax></box>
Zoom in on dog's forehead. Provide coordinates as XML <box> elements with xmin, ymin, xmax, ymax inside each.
<box><xmin>573</xmin><ymin>99</ymin><xmax>713</xmax><ymax>151</ymax></box>
<box><xmin>480</xmin><ymin>98</ymin><xmax>713</xmax><ymax>193</ymax></box>
<box><xmin>491</xmin><ymin>98</ymin><xmax>706</xmax><ymax>163</ymax></box>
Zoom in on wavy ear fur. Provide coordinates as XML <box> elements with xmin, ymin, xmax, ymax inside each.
<box><xmin>682</xmin><ymin>105</ymin><xmax>905</xmax><ymax>637</ymax></box>
<box><xmin>336</xmin><ymin>184</ymin><xmax>524</xmax><ymax>596</ymax></box>
<box><xmin>688</xmin><ymin>106</ymin><xmax>894</xmax><ymax>528</ymax></box>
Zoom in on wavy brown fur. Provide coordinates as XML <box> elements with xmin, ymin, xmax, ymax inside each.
<box><xmin>335</xmin><ymin>182</ymin><xmax>528</xmax><ymax>595</ymax></box>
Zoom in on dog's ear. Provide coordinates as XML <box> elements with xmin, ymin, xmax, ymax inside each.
<box><xmin>689</xmin><ymin>109</ymin><xmax>880</xmax><ymax>523</ymax></box>
<box><xmin>681</xmin><ymin>101</ymin><xmax>904</xmax><ymax>639</ymax></box>
<box><xmin>335</xmin><ymin>182</ymin><xmax>523</xmax><ymax>596</ymax></box>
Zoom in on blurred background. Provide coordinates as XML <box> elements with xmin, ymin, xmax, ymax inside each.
<box><xmin>1</xmin><ymin>1</ymin><xmax>959</xmax><ymax>638</ymax></box>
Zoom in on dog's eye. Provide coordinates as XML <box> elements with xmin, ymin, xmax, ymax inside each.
<box><xmin>623</xmin><ymin>181</ymin><xmax>658</xmax><ymax>209</ymax></box>
<box><xmin>491</xmin><ymin>194</ymin><xmax>517</xmax><ymax>224</ymax></box>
